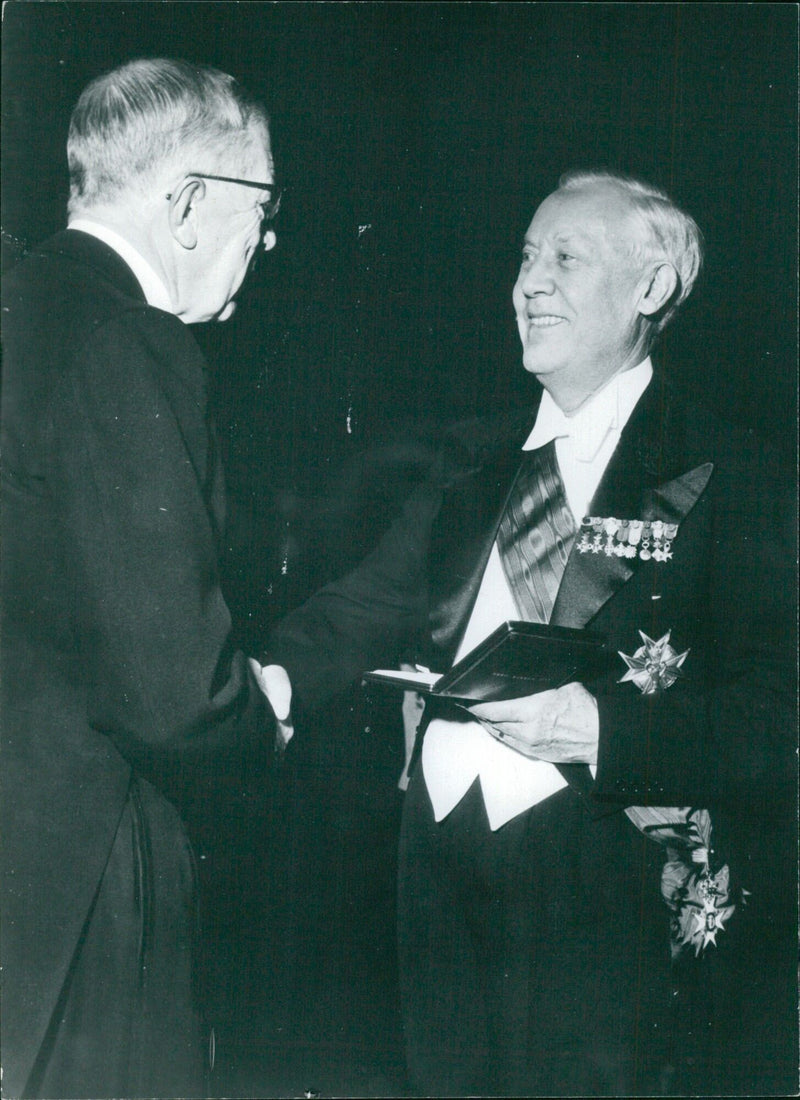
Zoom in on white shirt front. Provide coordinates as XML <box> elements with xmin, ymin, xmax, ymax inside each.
<box><xmin>68</xmin><ymin>219</ymin><xmax>174</xmax><ymax>315</ymax></box>
<box><xmin>421</xmin><ymin>359</ymin><xmax>653</xmax><ymax>830</ymax></box>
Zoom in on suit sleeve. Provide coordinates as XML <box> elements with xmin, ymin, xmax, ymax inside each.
<box><xmin>263</xmin><ymin>482</ymin><xmax>440</xmax><ymax>711</ymax></box>
<box><xmin>592</xmin><ymin>443</ymin><xmax>797</xmax><ymax>815</ymax></box>
<box><xmin>46</xmin><ymin>309</ymin><xmax>268</xmax><ymax>783</ymax></box>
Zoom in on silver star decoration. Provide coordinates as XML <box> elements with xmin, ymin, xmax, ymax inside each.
<box><xmin>618</xmin><ymin>630</ymin><xmax>689</xmax><ymax>694</ymax></box>
<box><xmin>690</xmin><ymin>897</ymin><xmax>737</xmax><ymax>954</ymax></box>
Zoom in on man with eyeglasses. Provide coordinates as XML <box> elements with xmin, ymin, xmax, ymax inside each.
<box><xmin>1</xmin><ymin>57</ymin><xmax>290</xmax><ymax>1098</ymax></box>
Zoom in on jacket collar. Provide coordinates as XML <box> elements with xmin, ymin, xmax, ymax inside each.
<box><xmin>38</xmin><ymin>229</ymin><xmax>148</xmax><ymax>305</ymax></box>
<box><xmin>67</xmin><ymin>221</ymin><xmax>172</xmax><ymax>312</ymax></box>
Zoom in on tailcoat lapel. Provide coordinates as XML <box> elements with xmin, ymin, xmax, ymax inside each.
<box><xmin>428</xmin><ymin>407</ymin><xmax>537</xmax><ymax>663</ymax></box>
<box><xmin>427</xmin><ymin>377</ymin><xmax>714</xmax><ymax>665</ymax></box>
<box><xmin>551</xmin><ymin>377</ymin><xmax>713</xmax><ymax>629</ymax></box>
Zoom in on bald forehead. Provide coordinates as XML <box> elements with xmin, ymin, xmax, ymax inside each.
<box><xmin>527</xmin><ymin>183</ymin><xmax>646</xmax><ymax>252</ymax></box>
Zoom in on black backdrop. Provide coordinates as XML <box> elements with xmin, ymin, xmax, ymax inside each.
<box><xmin>3</xmin><ymin>1</ymin><xmax>797</xmax><ymax>613</ymax></box>
<box><xmin>4</xmin><ymin>0</ymin><xmax>796</xmax><ymax>620</ymax></box>
<box><xmin>3</xmin><ymin>2</ymin><xmax>797</xmax><ymax>441</ymax></box>
<box><xmin>2</xmin><ymin>4</ymin><xmax>797</xmax><ymax>1096</ymax></box>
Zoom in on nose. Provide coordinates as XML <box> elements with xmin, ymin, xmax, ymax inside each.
<box><xmin>518</xmin><ymin>253</ymin><xmax>554</xmax><ymax>296</ymax></box>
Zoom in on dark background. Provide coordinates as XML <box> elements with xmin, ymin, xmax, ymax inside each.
<box><xmin>2</xmin><ymin>3</ymin><xmax>797</xmax><ymax>1096</ymax></box>
<box><xmin>3</xmin><ymin>1</ymin><xmax>797</xmax><ymax>618</ymax></box>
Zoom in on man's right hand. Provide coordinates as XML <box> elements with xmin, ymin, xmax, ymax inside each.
<box><xmin>248</xmin><ymin>660</ymin><xmax>294</xmax><ymax>750</ymax></box>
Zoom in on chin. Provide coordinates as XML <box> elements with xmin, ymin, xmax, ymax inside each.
<box><xmin>521</xmin><ymin>351</ymin><xmax>560</xmax><ymax>376</ymax></box>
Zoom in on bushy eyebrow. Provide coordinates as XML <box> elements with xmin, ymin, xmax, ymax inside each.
<box><xmin>521</xmin><ymin>229</ymin><xmax>598</xmax><ymax>259</ymax></box>
<box><xmin>556</xmin><ymin>230</ymin><xmax>591</xmax><ymax>245</ymax></box>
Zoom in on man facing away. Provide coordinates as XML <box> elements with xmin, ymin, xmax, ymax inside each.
<box><xmin>1</xmin><ymin>58</ymin><xmax>291</xmax><ymax>1099</ymax></box>
<box><xmin>264</xmin><ymin>171</ymin><xmax>797</xmax><ymax>1096</ymax></box>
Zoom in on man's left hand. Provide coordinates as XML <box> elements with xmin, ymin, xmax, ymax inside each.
<box><xmin>468</xmin><ymin>682</ymin><xmax>598</xmax><ymax>763</ymax></box>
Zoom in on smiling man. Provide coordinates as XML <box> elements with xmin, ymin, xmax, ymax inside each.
<box><xmin>513</xmin><ymin>178</ymin><xmax>684</xmax><ymax>407</ymax></box>
<box><xmin>265</xmin><ymin>170</ymin><xmax>797</xmax><ymax>1095</ymax></box>
<box><xmin>1</xmin><ymin>58</ymin><xmax>289</xmax><ymax>1098</ymax></box>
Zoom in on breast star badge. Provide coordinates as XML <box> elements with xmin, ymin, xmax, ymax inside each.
<box><xmin>618</xmin><ymin>630</ymin><xmax>689</xmax><ymax>694</ymax></box>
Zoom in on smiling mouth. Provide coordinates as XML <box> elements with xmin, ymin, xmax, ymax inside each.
<box><xmin>528</xmin><ymin>315</ymin><xmax>566</xmax><ymax>328</ymax></box>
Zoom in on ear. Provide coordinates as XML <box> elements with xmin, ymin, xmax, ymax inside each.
<box><xmin>167</xmin><ymin>177</ymin><xmax>206</xmax><ymax>250</ymax></box>
<box><xmin>637</xmin><ymin>262</ymin><xmax>678</xmax><ymax>318</ymax></box>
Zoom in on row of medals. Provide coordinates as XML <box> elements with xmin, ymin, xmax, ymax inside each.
<box><xmin>576</xmin><ymin>517</ymin><xmax>678</xmax><ymax>561</ymax></box>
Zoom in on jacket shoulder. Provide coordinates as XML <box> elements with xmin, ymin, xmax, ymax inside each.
<box><xmin>671</xmin><ymin>391</ymin><xmax>792</xmax><ymax>483</ymax></box>
<box><xmin>1</xmin><ymin>234</ymin><xmax>201</xmax><ymax>462</ymax></box>
<box><xmin>431</xmin><ymin>405</ymin><xmax>537</xmax><ymax>487</ymax></box>
<box><xmin>3</xmin><ymin>231</ymin><xmax>152</xmax><ymax>339</ymax></box>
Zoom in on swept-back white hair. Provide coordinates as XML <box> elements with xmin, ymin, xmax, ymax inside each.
<box><xmin>558</xmin><ymin>169</ymin><xmax>704</xmax><ymax>333</ymax></box>
<box><xmin>67</xmin><ymin>57</ymin><xmax>270</xmax><ymax>216</ymax></box>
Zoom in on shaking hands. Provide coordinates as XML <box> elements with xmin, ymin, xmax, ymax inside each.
<box><xmin>248</xmin><ymin>660</ymin><xmax>294</xmax><ymax>752</ymax></box>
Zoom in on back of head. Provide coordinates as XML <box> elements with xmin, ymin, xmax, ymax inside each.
<box><xmin>558</xmin><ymin>169</ymin><xmax>704</xmax><ymax>336</ymax></box>
<box><xmin>67</xmin><ymin>58</ymin><xmax>270</xmax><ymax>218</ymax></box>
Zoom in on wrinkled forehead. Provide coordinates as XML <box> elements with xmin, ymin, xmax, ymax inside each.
<box><xmin>526</xmin><ymin>184</ymin><xmax>645</xmax><ymax>253</ymax></box>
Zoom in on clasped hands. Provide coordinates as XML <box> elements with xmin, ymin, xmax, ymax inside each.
<box><xmin>248</xmin><ymin>660</ymin><xmax>294</xmax><ymax>750</ymax></box>
<box><xmin>467</xmin><ymin>681</ymin><xmax>599</xmax><ymax>764</ymax></box>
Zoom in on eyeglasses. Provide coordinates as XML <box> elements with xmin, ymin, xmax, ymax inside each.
<box><xmin>166</xmin><ymin>172</ymin><xmax>283</xmax><ymax>222</ymax></box>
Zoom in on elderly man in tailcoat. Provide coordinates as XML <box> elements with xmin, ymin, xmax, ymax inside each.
<box><xmin>264</xmin><ymin>170</ymin><xmax>797</xmax><ymax>1096</ymax></box>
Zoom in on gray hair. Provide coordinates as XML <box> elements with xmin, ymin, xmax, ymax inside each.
<box><xmin>67</xmin><ymin>58</ymin><xmax>270</xmax><ymax>216</ymax></box>
<box><xmin>558</xmin><ymin>169</ymin><xmax>704</xmax><ymax>333</ymax></box>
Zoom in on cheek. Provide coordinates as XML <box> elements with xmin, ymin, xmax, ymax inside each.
<box><xmin>224</xmin><ymin>233</ymin><xmax>254</xmax><ymax>277</ymax></box>
<box><xmin>577</xmin><ymin>282</ymin><xmax>621</xmax><ymax>330</ymax></box>
<box><xmin>240</xmin><ymin>228</ymin><xmax>262</xmax><ymax>267</ymax></box>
